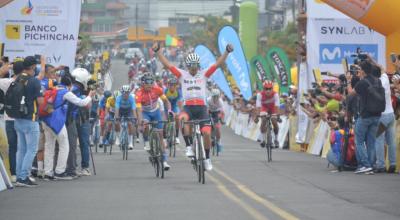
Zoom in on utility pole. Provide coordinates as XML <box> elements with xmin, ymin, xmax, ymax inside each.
<box><xmin>135</xmin><ymin>3</ymin><xmax>138</xmax><ymax>42</ymax></box>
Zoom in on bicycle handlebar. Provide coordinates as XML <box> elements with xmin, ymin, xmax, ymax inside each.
<box><xmin>183</xmin><ymin>119</ymin><xmax>211</xmax><ymax>125</ymax></box>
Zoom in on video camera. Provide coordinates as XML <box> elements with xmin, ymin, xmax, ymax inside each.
<box><xmin>87</xmin><ymin>79</ymin><xmax>98</xmax><ymax>90</ymax></box>
<box><xmin>351</xmin><ymin>47</ymin><xmax>368</xmax><ymax>64</ymax></box>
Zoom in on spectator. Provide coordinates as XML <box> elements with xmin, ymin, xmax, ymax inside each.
<box><xmin>346</xmin><ymin>60</ymin><xmax>381</xmax><ymax>174</ymax></box>
<box><xmin>14</xmin><ymin>56</ymin><xmax>44</xmax><ymax>187</ymax></box>
<box><xmin>0</xmin><ymin>61</ymin><xmax>24</xmax><ymax>182</ymax></box>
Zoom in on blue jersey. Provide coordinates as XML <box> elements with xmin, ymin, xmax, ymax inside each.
<box><xmin>99</xmin><ymin>97</ymin><xmax>107</xmax><ymax>110</ymax></box>
<box><xmin>116</xmin><ymin>94</ymin><xmax>136</xmax><ymax>116</ymax></box>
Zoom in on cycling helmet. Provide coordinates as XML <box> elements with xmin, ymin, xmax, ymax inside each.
<box><xmin>211</xmin><ymin>89</ymin><xmax>220</xmax><ymax>97</ymax></box>
<box><xmin>168</xmin><ymin>77</ymin><xmax>178</xmax><ymax>85</ymax></box>
<box><xmin>141</xmin><ymin>73</ymin><xmax>154</xmax><ymax>85</ymax></box>
<box><xmin>121</xmin><ymin>85</ymin><xmax>130</xmax><ymax>93</ymax></box>
<box><xmin>113</xmin><ymin>90</ymin><xmax>120</xmax><ymax>98</ymax></box>
<box><xmin>103</xmin><ymin>90</ymin><xmax>112</xmax><ymax>98</ymax></box>
<box><xmin>263</xmin><ymin>80</ymin><xmax>273</xmax><ymax>89</ymax></box>
<box><xmin>185</xmin><ymin>53</ymin><xmax>200</xmax><ymax>65</ymax></box>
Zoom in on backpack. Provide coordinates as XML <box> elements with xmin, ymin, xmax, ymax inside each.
<box><xmin>4</xmin><ymin>74</ymin><xmax>30</xmax><ymax>118</ymax></box>
<box><xmin>38</xmin><ymin>88</ymin><xmax>58</xmax><ymax>117</ymax></box>
<box><xmin>364</xmin><ymin>78</ymin><xmax>385</xmax><ymax>114</ymax></box>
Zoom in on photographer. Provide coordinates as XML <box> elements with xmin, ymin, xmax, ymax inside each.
<box><xmin>346</xmin><ymin>60</ymin><xmax>384</xmax><ymax>174</ymax></box>
<box><xmin>65</xmin><ymin>68</ymin><xmax>94</xmax><ymax>177</ymax></box>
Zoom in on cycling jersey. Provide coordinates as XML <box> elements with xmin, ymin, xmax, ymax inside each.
<box><xmin>207</xmin><ymin>96</ymin><xmax>224</xmax><ymax>113</ymax></box>
<box><xmin>116</xmin><ymin>94</ymin><xmax>136</xmax><ymax>117</ymax></box>
<box><xmin>99</xmin><ymin>97</ymin><xmax>107</xmax><ymax>110</ymax></box>
<box><xmin>165</xmin><ymin>88</ymin><xmax>182</xmax><ymax>113</ymax></box>
<box><xmin>169</xmin><ymin>65</ymin><xmax>217</xmax><ymax>106</ymax></box>
<box><xmin>135</xmin><ymin>85</ymin><xmax>167</xmax><ymax>112</ymax></box>
<box><xmin>256</xmin><ymin>91</ymin><xmax>279</xmax><ymax>114</ymax></box>
<box><xmin>106</xmin><ymin>97</ymin><xmax>116</xmax><ymax>113</ymax></box>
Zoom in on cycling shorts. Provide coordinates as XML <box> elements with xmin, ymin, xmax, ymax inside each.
<box><xmin>142</xmin><ymin>109</ymin><xmax>163</xmax><ymax>129</ymax></box>
<box><xmin>181</xmin><ymin>105</ymin><xmax>210</xmax><ymax>129</ymax></box>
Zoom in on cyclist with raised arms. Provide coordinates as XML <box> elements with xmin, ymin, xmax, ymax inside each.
<box><xmin>136</xmin><ymin>74</ymin><xmax>172</xmax><ymax>170</ymax></box>
<box><xmin>255</xmin><ymin>80</ymin><xmax>280</xmax><ymax>148</ymax></box>
<box><xmin>164</xmin><ymin>77</ymin><xmax>183</xmax><ymax>144</ymax></box>
<box><xmin>153</xmin><ymin>42</ymin><xmax>233</xmax><ymax>171</ymax></box>
<box><xmin>115</xmin><ymin>85</ymin><xmax>138</xmax><ymax>150</ymax></box>
<box><xmin>207</xmin><ymin>88</ymin><xmax>225</xmax><ymax>153</ymax></box>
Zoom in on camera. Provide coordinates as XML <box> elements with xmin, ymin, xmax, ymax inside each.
<box><xmin>87</xmin><ymin>79</ymin><xmax>98</xmax><ymax>90</ymax></box>
<box><xmin>349</xmin><ymin>64</ymin><xmax>360</xmax><ymax>75</ymax></box>
<box><xmin>351</xmin><ymin>47</ymin><xmax>368</xmax><ymax>64</ymax></box>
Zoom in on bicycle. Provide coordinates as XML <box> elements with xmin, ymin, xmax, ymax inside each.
<box><xmin>118</xmin><ymin>117</ymin><xmax>136</xmax><ymax>160</ymax></box>
<box><xmin>104</xmin><ymin>118</ymin><xmax>116</xmax><ymax>155</ymax></box>
<box><xmin>89</xmin><ymin>118</ymin><xmax>100</xmax><ymax>153</ymax></box>
<box><xmin>144</xmin><ymin>121</ymin><xmax>168</xmax><ymax>179</ymax></box>
<box><xmin>259</xmin><ymin>112</ymin><xmax>275</xmax><ymax>163</ymax></box>
<box><xmin>184</xmin><ymin>119</ymin><xmax>210</xmax><ymax>184</ymax></box>
<box><xmin>210</xmin><ymin>117</ymin><xmax>219</xmax><ymax>157</ymax></box>
<box><xmin>166</xmin><ymin>114</ymin><xmax>177</xmax><ymax>158</ymax></box>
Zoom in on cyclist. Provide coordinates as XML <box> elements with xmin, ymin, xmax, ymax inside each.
<box><xmin>115</xmin><ymin>85</ymin><xmax>138</xmax><ymax>150</ymax></box>
<box><xmin>104</xmin><ymin>90</ymin><xmax>120</xmax><ymax>145</ymax></box>
<box><xmin>207</xmin><ymin>88</ymin><xmax>225</xmax><ymax>153</ymax></box>
<box><xmin>136</xmin><ymin>74</ymin><xmax>172</xmax><ymax>170</ymax></box>
<box><xmin>99</xmin><ymin>90</ymin><xmax>112</xmax><ymax>146</ymax></box>
<box><xmin>153</xmin><ymin>42</ymin><xmax>233</xmax><ymax>171</ymax></box>
<box><xmin>255</xmin><ymin>80</ymin><xmax>280</xmax><ymax>148</ymax></box>
<box><xmin>164</xmin><ymin>77</ymin><xmax>183</xmax><ymax>144</ymax></box>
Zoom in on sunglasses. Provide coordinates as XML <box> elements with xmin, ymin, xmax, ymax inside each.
<box><xmin>187</xmin><ymin>63</ymin><xmax>199</xmax><ymax>68</ymax></box>
<box><xmin>143</xmin><ymin>79</ymin><xmax>154</xmax><ymax>85</ymax></box>
<box><xmin>265</xmin><ymin>88</ymin><xmax>272</xmax><ymax>91</ymax></box>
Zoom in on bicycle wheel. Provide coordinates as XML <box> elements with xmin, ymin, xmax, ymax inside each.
<box><xmin>196</xmin><ymin>133</ymin><xmax>205</xmax><ymax>184</ymax></box>
<box><xmin>170</xmin><ymin>123</ymin><xmax>176</xmax><ymax>158</ymax></box>
<box><xmin>109</xmin><ymin>129</ymin><xmax>114</xmax><ymax>155</ymax></box>
<box><xmin>266</xmin><ymin>123</ymin><xmax>272</xmax><ymax>163</ymax></box>
<box><xmin>151</xmin><ymin>132</ymin><xmax>160</xmax><ymax>177</ymax></box>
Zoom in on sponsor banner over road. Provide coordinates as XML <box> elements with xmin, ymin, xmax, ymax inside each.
<box><xmin>0</xmin><ymin>0</ymin><xmax>81</xmax><ymax>68</ymax></box>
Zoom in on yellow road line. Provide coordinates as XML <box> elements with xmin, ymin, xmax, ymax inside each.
<box><xmin>214</xmin><ymin>167</ymin><xmax>300</xmax><ymax>220</ymax></box>
<box><xmin>207</xmin><ymin>173</ymin><xmax>270</xmax><ymax>220</ymax></box>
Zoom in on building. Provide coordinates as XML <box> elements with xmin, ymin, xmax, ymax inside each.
<box><xmin>81</xmin><ymin>0</ymin><xmax>130</xmax><ymax>49</ymax></box>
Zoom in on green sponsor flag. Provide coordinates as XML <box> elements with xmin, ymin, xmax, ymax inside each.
<box><xmin>265</xmin><ymin>47</ymin><xmax>292</xmax><ymax>94</ymax></box>
<box><xmin>250</xmin><ymin>55</ymin><xmax>272</xmax><ymax>90</ymax></box>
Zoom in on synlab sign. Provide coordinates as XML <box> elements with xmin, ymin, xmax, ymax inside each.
<box><xmin>319</xmin><ymin>44</ymin><xmax>378</xmax><ymax>64</ymax></box>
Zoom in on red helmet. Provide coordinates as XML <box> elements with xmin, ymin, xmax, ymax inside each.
<box><xmin>263</xmin><ymin>80</ymin><xmax>273</xmax><ymax>89</ymax></box>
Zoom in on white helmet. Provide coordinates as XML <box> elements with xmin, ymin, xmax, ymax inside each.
<box><xmin>121</xmin><ymin>84</ymin><xmax>130</xmax><ymax>93</ymax></box>
<box><xmin>71</xmin><ymin>68</ymin><xmax>91</xmax><ymax>89</ymax></box>
<box><xmin>211</xmin><ymin>89</ymin><xmax>220</xmax><ymax>97</ymax></box>
<box><xmin>185</xmin><ymin>53</ymin><xmax>200</xmax><ymax>65</ymax></box>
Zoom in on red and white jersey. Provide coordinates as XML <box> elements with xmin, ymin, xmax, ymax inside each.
<box><xmin>169</xmin><ymin>65</ymin><xmax>217</xmax><ymax>106</ymax></box>
<box><xmin>256</xmin><ymin>91</ymin><xmax>279</xmax><ymax>109</ymax></box>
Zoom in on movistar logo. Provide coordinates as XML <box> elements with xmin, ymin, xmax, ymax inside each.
<box><xmin>322</xmin><ymin>47</ymin><xmax>341</xmax><ymax>61</ymax></box>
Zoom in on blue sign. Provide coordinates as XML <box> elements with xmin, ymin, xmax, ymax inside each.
<box><xmin>218</xmin><ymin>26</ymin><xmax>252</xmax><ymax>100</ymax></box>
<box><xmin>319</xmin><ymin>44</ymin><xmax>378</xmax><ymax>64</ymax></box>
<box><xmin>195</xmin><ymin>45</ymin><xmax>233</xmax><ymax>100</ymax></box>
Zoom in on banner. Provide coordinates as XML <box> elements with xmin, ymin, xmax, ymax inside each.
<box><xmin>306</xmin><ymin>0</ymin><xmax>386</xmax><ymax>75</ymax></box>
<box><xmin>218</xmin><ymin>26</ymin><xmax>252</xmax><ymax>100</ymax></box>
<box><xmin>195</xmin><ymin>44</ymin><xmax>233</xmax><ymax>100</ymax></box>
<box><xmin>266</xmin><ymin>47</ymin><xmax>291</xmax><ymax>94</ymax></box>
<box><xmin>0</xmin><ymin>0</ymin><xmax>81</xmax><ymax>68</ymax></box>
<box><xmin>239</xmin><ymin>1</ymin><xmax>258</xmax><ymax>91</ymax></box>
<box><xmin>250</xmin><ymin>55</ymin><xmax>272</xmax><ymax>89</ymax></box>
<box><xmin>296</xmin><ymin>62</ymin><xmax>311</xmax><ymax>144</ymax></box>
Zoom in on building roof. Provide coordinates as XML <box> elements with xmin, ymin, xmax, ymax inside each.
<box><xmin>82</xmin><ymin>2</ymin><xmax>106</xmax><ymax>11</ymax></box>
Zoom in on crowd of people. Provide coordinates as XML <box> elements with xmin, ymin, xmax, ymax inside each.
<box><xmin>0</xmin><ymin>42</ymin><xmax>233</xmax><ymax>188</ymax></box>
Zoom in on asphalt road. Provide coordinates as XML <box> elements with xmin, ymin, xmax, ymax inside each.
<box><xmin>1</xmin><ymin>59</ymin><xmax>399</xmax><ymax>220</ymax></box>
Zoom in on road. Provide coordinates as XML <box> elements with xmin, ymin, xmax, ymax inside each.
<box><xmin>1</xmin><ymin>59</ymin><xmax>399</xmax><ymax>220</ymax></box>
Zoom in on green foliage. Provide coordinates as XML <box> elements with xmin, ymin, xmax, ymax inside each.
<box><xmin>186</xmin><ymin>15</ymin><xmax>232</xmax><ymax>54</ymax></box>
<box><xmin>260</xmin><ymin>22</ymin><xmax>297</xmax><ymax>62</ymax></box>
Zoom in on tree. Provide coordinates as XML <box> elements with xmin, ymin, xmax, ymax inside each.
<box><xmin>185</xmin><ymin>15</ymin><xmax>232</xmax><ymax>54</ymax></box>
<box><xmin>260</xmin><ymin>22</ymin><xmax>297</xmax><ymax>62</ymax></box>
